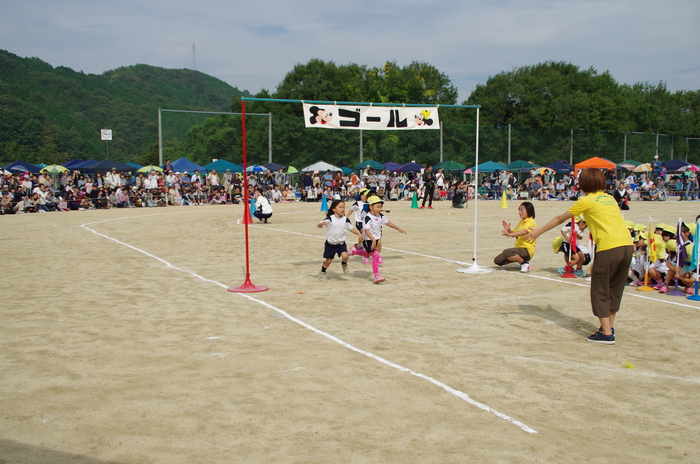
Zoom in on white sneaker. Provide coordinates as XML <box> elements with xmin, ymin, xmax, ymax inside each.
<box><xmin>520</xmin><ymin>262</ymin><xmax>531</xmax><ymax>272</ymax></box>
<box><xmin>318</xmin><ymin>272</ymin><xmax>327</xmax><ymax>281</ymax></box>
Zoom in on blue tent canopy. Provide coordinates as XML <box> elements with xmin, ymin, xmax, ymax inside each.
<box><xmin>63</xmin><ymin>159</ymin><xmax>85</xmax><ymax>169</ymax></box>
<box><xmin>545</xmin><ymin>160</ymin><xmax>574</xmax><ymax>173</ymax></box>
<box><xmin>126</xmin><ymin>162</ymin><xmax>144</xmax><ymax>169</ymax></box>
<box><xmin>663</xmin><ymin>158</ymin><xmax>690</xmax><ymax>171</ymax></box>
<box><xmin>2</xmin><ymin>160</ymin><xmax>41</xmax><ymax>173</ymax></box>
<box><xmin>82</xmin><ymin>159</ymin><xmax>136</xmax><ymax>173</ymax></box>
<box><xmin>167</xmin><ymin>157</ymin><xmax>204</xmax><ymax>173</ymax></box>
<box><xmin>202</xmin><ymin>159</ymin><xmax>243</xmax><ymax>173</ymax></box>
<box><xmin>75</xmin><ymin>159</ymin><xmax>99</xmax><ymax>169</ymax></box>
<box><xmin>470</xmin><ymin>161</ymin><xmax>506</xmax><ymax>173</ymax></box>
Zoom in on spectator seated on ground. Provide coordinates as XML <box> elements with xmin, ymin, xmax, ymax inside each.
<box><xmin>306</xmin><ymin>187</ymin><xmax>318</xmax><ymax>202</ymax></box>
<box><xmin>452</xmin><ymin>187</ymin><xmax>467</xmax><ymax>208</ymax></box>
<box><xmin>645</xmin><ymin>183</ymin><xmax>661</xmax><ymax>201</ymax></box>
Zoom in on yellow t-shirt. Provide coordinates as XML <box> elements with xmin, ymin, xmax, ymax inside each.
<box><xmin>514</xmin><ymin>217</ymin><xmax>537</xmax><ymax>259</ymax></box>
<box><xmin>568</xmin><ymin>191</ymin><xmax>631</xmax><ymax>252</ymax></box>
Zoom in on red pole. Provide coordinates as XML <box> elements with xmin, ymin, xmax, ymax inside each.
<box><xmin>228</xmin><ymin>100</ymin><xmax>268</xmax><ymax>293</ymax></box>
<box><xmin>562</xmin><ymin>217</ymin><xmax>576</xmax><ymax>278</ymax></box>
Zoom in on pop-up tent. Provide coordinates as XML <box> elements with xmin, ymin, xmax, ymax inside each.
<box><xmin>468</xmin><ymin>161</ymin><xmax>507</xmax><ymax>173</ymax></box>
<box><xmin>82</xmin><ymin>160</ymin><xmax>136</xmax><ymax>173</ymax></box>
<box><xmin>202</xmin><ymin>159</ymin><xmax>243</xmax><ymax>173</ymax></box>
<box><xmin>168</xmin><ymin>157</ymin><xmax>204</xmax><ymax>173</ymax></box>
<box><xmin>573</xmin><ymin>156</ymin><xmax>616</xmax><ymax>173</ymax></box>
<box><xmin>2</xmin><ymin>160</ymin><xmax>41</xmax><ymax>173</ymax></box>
<box><xmin>664</xmin><ymin>158</ymin><xmax>691</xmax><ymax>171</ymax></box>
<box><xmin>301</xmin><ymin>161</ymin><xmax>343</xmax><ymax>173</ymax></box>
<box><xmin>546</xmin><ymin>160</ymin><xmax>574</xmax><ymax>173</ymax></box>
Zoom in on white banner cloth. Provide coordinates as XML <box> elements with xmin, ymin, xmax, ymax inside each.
<box><xmin>302</xmin><ymin>103</ymin><xmax>440</xmax><ymax>130</ymax></box>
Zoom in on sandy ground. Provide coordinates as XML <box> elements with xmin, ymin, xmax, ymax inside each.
<box><xmin>1</xmin><ymin>197</ymin><xmax>699</xmax><ymax>463</ymax></box>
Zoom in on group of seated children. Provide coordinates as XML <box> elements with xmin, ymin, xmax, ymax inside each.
<box><xmin>627</xmin><ymin>220</ymin><xmax>697</xmax><ymax>294</ymax></box>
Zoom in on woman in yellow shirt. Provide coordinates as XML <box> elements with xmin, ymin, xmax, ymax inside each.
<box><xmin>525</xmin><ymin>168</ymin><xmax>634</xmax><ymax>345</ymax></box>
<box><xmin>494</xmin><ymin>201</ymin><xmax>537</xmax><ymax>272</ymax></box>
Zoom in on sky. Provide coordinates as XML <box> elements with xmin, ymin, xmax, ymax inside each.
<box><xmin>1</xmin><ymin>0</ymin><xmax>698</xmax><ymax>103</ymax></box>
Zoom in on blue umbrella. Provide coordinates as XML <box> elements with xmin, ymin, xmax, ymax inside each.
<box><xmin>264</xmin><ymin>162</ymin><xmax>285</xmax><ymax>171</ymax></box>
<box><xmin>397</xmin><ymin>162</ymin><xmax>425</xmax><ymax>173</ymax></box>
<box><xmin>383</xmin><ymin>161</ymin><xmax>402</xmax><ymax>172</ymax></box>
<box><xmin>246</xmin><ymin>165</ymin><xmax>268</xmax><ymax>173</ymax></box>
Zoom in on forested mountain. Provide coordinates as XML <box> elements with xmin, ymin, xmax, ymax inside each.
<box><xmin>0</xmin><ymin>49</ymin><xmax>247</xmax><ymax>166</ymax></box>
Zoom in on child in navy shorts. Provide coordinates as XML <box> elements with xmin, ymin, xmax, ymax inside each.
<box><xmin>318</xmin><ymin>199</ymin><xmax>361</xmax><ymax>281</ymax></box>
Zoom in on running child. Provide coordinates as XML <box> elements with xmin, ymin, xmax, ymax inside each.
<box><xmin>348</xmin><ymin>188</ymin><xmax>370</xmax><ymax>248</ymax></box>
<box><xmin>318</xmin><ymin>200</ymin><xmax>362</xmax><ymax>281</ymax></box>
<box><xmin>351</xmin><ymin>195</ymin><xmax>407</xmax><ymax>283</ymax></box>
<box><xmin>494</xmin><ymin>201</ymin><xmax>537</xmax><ymax>272</ymax></box>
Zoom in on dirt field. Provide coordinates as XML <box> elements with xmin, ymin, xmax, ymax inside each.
<box><xmin>1</xmin><ymin>197</ymin><xmax>699</xmax><ymax>463</ymax></box>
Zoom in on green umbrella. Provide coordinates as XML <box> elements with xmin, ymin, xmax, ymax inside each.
<box><xmin>434</xmin><ymin>160</ymin><xmax>467</xmax><ymax>172</ymax></box>
<box><xmin>286</xmin><ymin>165</ymin><xmax>299</xmax><ymax>174</ymax></box>
<box><xmin>356</xmin><ymin>160</ymin><xmax>385</xmax><ymax>170</ymax></box>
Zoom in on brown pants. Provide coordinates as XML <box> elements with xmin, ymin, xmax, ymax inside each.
<box><xmin>494</xmin><ymin>248</ymin><xmax>531</xmax><ymax>266</ymax></box>
<box><xmin>590</xmin><ymin>245</ymin><xmax>634</xmax><ymax>318</ymax></box>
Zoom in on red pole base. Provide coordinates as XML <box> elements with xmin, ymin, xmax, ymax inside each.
<box><xmin>228</xmin><ymin>277</ymin><xmax>268</xmax><ymax>293</ymax></box>
<box><xmin>561</xmin><ymin>265</ymin><xmax>576</xmax><ymax>279</ymax></box>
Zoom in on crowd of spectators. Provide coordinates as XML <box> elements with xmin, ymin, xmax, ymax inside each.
<box><xmin>474</xmin><ymin>163</ymin><xmax>698</xmax><ymax>204</ymax></box>
<box><xmin>2</xmin><ymin>158</ymin><xmax>697</xmax><ymax>215</ymax></box>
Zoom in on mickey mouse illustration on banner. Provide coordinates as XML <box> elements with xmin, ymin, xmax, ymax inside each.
<box><xmin>309</xmin><ymin>106</ymin><xmax>333</xmax><ymax>125</ymax></box>
<box><xmin>415</xmin><ymin>109</ymin><xmax>434</xmax><ymax>127</ymax></box>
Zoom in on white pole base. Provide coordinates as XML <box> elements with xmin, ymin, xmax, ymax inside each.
<box><xmin>456</xmin><ymin>261</ymin><xmax>493</xmax><ymax>274</ymax></box>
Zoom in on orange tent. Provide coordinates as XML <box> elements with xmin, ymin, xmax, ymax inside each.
<box><xmin>574</xmin><ymin>156</ymin><xmax>617</xmax><ymax>173</ymax></box>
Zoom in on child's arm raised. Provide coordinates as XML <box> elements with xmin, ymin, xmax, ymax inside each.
<box><xmin>386</xmin><ymin>221</ymin><xmax>407</xmax><ymax>234</ymax></box>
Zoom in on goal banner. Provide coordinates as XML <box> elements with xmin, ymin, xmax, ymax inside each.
<box><xmin>303</xmin><ymin>103</ymin><xmax>440</xmax><ymax>130</ymax></box>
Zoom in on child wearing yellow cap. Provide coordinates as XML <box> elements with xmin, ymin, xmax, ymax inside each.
<box><xmin>556</xmin><ymin>215</ymin><xmax>590</xmax><ymax>277</ymax></box>
<box><xmin>350</xmin><ymin>196</ymin><xmax>406</xmax><ymax>283</ymax></box>
<box><xmin>348</xmin><ymin>188</ymin><xmax>371</xmax><ymax>250</ymax></box>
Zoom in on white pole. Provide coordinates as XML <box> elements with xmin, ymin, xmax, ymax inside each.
<box><xmin>440</xmin><ymin>125</ymin><xmax>444</xmax><ymax>163</ymax></box>
<box><xmin>570</xmin><ymin>129</ymin><xmax>574</xmax><ymax>166</ymax></box>
<box><xmin>360</xmin><ymin>130</ymin><xmax>363</xmax><ymax>164</ymax></box>
<box><xmin>458</xmin><ymin>106</ymin><xmax>492</xmax><ymax>274</ymax></box>
<box><xmin>508</xmin><ymin>124</ymin><xmax>512</xmax><ymax>164</ymax></box>
<box><xmin>158</xmin><ymin>108</ymin><xmax>163</xmax><ymax>167</ymax></box>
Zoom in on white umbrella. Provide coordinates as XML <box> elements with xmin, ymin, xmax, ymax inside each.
<box><xmin>678</xmin><ymin>164</ymin><xmax>699</xmax><ymax>172</ymax></box>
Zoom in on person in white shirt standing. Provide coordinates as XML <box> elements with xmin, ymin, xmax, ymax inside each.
<box><xmin>105</xmin><ymin>168</ymin><xmax>120</xmax><ymax>188</ymax></box>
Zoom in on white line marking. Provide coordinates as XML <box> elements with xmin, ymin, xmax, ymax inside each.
<box><xmin>80</xmin><ymin>215</ymin><xmax>538</xmax><ymax>434</ymax></box>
